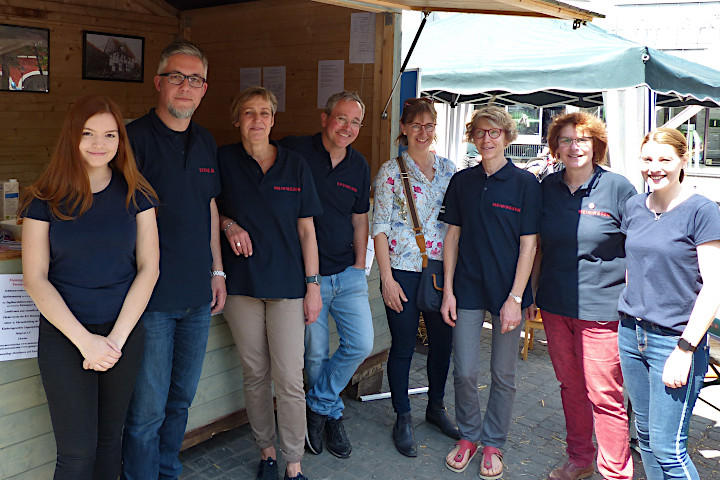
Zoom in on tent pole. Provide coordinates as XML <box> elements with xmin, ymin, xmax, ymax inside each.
<box><xmin>381</xmin><ymin>10</ymin><xmax>429</xmax><ymax>119</ymax></box>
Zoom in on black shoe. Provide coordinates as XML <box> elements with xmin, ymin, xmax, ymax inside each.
<box><xmin>283</xmin><ymin>473</ymin><xmax>309</xmax><ymax>480</ymax></box>
<box><xmin>426</xmin><ymin>402</ymin><xmax>461</xmax><ymax>440</ymax></box>
<box><xmin>393</xmin><ymin>412</ymin><xmax>417</xmax><ymax>457</ymax></box>
<box><xmin>256</xmin><ymin>457</ymin><xmax>279</xmax><ymax>480</ymax></box>
<box><xmin>305</xmin><ymin>406</ymin><xmax>325</xmax><ymax>454</ymax></box>
<box><xmin>324</xmin><ymin>416</ymin><xmax>352</xmax><ymax>458</ymax></box>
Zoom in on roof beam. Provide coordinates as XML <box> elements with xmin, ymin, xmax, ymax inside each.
<box><xmin>311</xmin><ymin>1</ymin><xmax>600</xmax><ymax>20</ymax></box>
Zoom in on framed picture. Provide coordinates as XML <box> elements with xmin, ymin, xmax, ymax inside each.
<box><xmin>82</xmin><ymin>31</ymin><xmax>144</xmax><ymax>83</ymax></box>
<box><xmin>0</xmin><ymin>24</ymin><xmax>50</xmax><ymax>92</ymax></box>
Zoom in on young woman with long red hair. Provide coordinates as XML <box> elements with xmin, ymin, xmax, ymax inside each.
<box><xmin>19</xmin><ymin>95</ymin><xmax>159</xmax><ymax>480</ymax></box>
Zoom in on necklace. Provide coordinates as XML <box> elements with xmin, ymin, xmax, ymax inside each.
<box><xmin>648</xmin><ymin>194</ymin><xmax>665</xmax><ymax>221</ymax></box>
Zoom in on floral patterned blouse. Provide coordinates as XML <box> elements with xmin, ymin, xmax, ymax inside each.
<box><xmin>371</xmin><ymin>151</ymin><xmax>456</xmax><ymax>272</ymax></box>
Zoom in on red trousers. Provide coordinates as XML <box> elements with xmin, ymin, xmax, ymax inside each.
<box><xmin>541</xmin><ymin>311</ymin><xmax>633</xmax><ymax>480</ymax></box>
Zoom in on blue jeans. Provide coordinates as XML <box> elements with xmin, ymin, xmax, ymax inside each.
<box><xmin>305</xmin><ymin>265</ymin><xmax>374</xmax><ymax>419</ymax></box>
<box><xmin>384</xmin><ymin>268</ymin><xmax>454</xmax><ymax>414</ymax></box>
<box><xmin>453</xmin><ymin>309</ymin><xmax>523</xmax><ymax>447</ymax></box>
<box><xmin>122</xmin><ymin>304</ymin><xmax>211</xmax><ymax>480</ymax></box>
<box><xmin>618</xmin><ymin>316</ymin><xmax>708</xmax><ymax>480</ymax></box>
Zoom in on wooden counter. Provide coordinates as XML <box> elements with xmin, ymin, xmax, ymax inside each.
<box><xmin>0</xmin><ymin>261</ymin><xmax>390</xmax><ymax>479</ymax></box>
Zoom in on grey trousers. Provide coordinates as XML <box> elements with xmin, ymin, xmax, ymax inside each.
<box><xmin>223</xmin><ymin>295</ymin><xmax>306</xmax><ymax>463</ymax></box>
<box><xmin>452</xmin><ymin>308</ymin><xmax>524</xmax><ymax>447</ymax></box>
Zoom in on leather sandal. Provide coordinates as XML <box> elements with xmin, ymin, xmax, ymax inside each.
<box><xmin>445</xmin><ymin>439</ymin><xmax>478</xmax><ymax>473</ymax></box>
<box><xmin>479</xmin><ymin>446</ymin><xmax>505</xmax><ymax>480</ymax></box>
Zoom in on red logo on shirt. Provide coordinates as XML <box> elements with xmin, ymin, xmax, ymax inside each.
<box><xmin>199</xmin><ymin>167</ymin><xmax>215</xmax><ymax>174</ymax></box>
<box><xmin>337</xmin><ymin>182</ymin><xmax>358</xmax><ymax>192</ymax></box>
<box><xmin>274</xmin><ymin>186</ymin><xmax>301</xmax><ymax>192</ymax></box>
<box><xmin>492</xmin><ymin>202</ymin><xmax>521</xmax><ymax>213</ymax></box>
<box><xmin>579</xmin><ymin>209</ymin><xmax>610</xmax><ymax>217</ymax></box>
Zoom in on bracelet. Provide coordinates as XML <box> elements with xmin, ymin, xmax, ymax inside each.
<box><xmin>223</xmin><ymin>221</ymin><xmax>237</xmax><ymax>233</ymax></box>
<box><xmin>211</xmin><ymin>270</ymin><xmax>227</xmax><ymax>279</ymax></box>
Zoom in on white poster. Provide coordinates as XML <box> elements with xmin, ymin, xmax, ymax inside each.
<box><xmin>262</xmin><ymin>66</ymin><xmax>286</xmax><ymax>112</ymax></box>
<box><xmin>318</xmin><ymin>60</ymin><xmax>344</xmax><ymax>109</ymax></box>
<box><xmin>350</xmin><ymin>12</ymin><xmax>376</xmax><ymax>64</ymax></box>
<box><xmin>365</xmin><ymin>235</ymin><xmax>375</xmax><ymax>277</ymax></box>
<box><xmin>0</xmin><ymin>274</ymin><xmax>39</xmax><ymax>362</ymax></box>
<box><xmin>240</xmin><ymin>67</ymin><xmax>262</xmax><ymax>92</ymax></box>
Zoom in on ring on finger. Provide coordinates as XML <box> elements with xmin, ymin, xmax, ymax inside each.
<box><xmin>236</xmin><ymin>242</ymin><xmax>241</xmax><ymax>247</ymax></box>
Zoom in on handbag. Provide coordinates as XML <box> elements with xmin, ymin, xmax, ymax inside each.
<box><xmin>396</xmin><ymin>155</ymin><xmax>444</xmax><ymax>312</ymax></box>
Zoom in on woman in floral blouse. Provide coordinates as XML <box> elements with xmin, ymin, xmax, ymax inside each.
<box><xmin>372</xmin><ymin>97</ymin><xmax>457</xmax><ymax>458</ymax></box>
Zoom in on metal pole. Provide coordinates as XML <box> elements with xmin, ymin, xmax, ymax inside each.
<box><xmin>381</xmin><ymin>11</ymin><xmax>430</xmax><ymax>120</ymax></box>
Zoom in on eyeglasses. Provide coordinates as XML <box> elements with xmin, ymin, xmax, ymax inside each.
<box><xmin>473</xmin><ymin>128</ymin><xmax>503</xmax><ymax>139</ymax></box>
<box><xmin>558</xmin><ymin>136</ymin><xmax>592</xmax><ymax>147</ymax></box>
<box><xmin>329</xmin><ymin>114</ymin><xmax>362</xmax><ymax>129</ymax></box>
<box><xmin>408</xmin><ymin>123</ymin><xmax>436</xmax><ymax>133</ymax></box>
<box><xmin>159</xmin><ymin>72</ymin><xmax>206</xmax><ymax>88</ymax></box>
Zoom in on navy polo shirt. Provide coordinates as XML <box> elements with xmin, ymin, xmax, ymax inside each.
<box><xmin>217</xmin><ymin>141</ymin><xmax>323</xmax><ymax>299</ymax></box>
<box><xmin>439</xmin><ymin>161</ymin><xmax>541</xmax><ymax>314</ymax></box>
<box><xmin>536</xmin><ymin>167</ymin><xmax>636</xmax><ymax>321</ymax></box>
<box><xmin>279</xmin><ymin>133</ymin><xmax>370</xmax><ymax>276</ymax></box>
<box><xmin>619</xmin><ymin>193</ymin><xmax>720</xmax><ymax>332</ymax></box>
<box><xmin>127</xmin><ymin>109</ymin><xmax>220</xmax><ymax>312</ymax></box>
<box><xmin>23</xmin><ymin>173</ymin><xmax>156</xmax><ymax>324</ymax></box>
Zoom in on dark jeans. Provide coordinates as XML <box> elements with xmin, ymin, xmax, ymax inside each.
<box><xmin>383</xmin><ymin>268</ymin><xmax>454</xmax><ymax>414</ymax></box>
<box><xmin>37</xmin><ymin>316</ymin><xmax>145</xmax><ymax>480</ymax></box>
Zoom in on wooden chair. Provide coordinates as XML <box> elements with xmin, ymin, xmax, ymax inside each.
<box><xmin>521</xmin><ymin>310</ymin><xmax>544</xmax><ymax>361</ymax></box>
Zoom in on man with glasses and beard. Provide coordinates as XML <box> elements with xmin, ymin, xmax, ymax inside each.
<box><xmin>122</xmin><ymin>40</ymin><xmax>227</xmax><ymax>480</ymax></box>
<box><xmin>279</xmin><ymin>91</ymin><xmax>374</xmax><ymax>460</ymax></box>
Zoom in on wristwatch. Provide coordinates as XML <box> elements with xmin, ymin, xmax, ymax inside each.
<box><xmin>305</xmin><ymin>275</ymin><xmax>321</xmax><ymax>286</ymax></box>
<box><xmin>677</xmin><ymin>338</ymin><xmax>697</xmax><ymax>353</ymax></box>
<box><xmin>508</xmin><ymin>292</ymin><xmax>522</xmax><ymax>304</ymax></box>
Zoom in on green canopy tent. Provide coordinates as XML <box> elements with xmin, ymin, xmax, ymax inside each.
<box><xmin>403</xmin><ymin>13</ymin><xmax>720</xmax><ymax>109</ymax></box>
<box><xmin>402</xmin><ymin>13</ymin><xmax>720</xmax><ymax>187</ymax></box>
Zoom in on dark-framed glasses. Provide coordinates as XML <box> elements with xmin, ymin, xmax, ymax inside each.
<box><xmin>558</xmin><ymin>136</ymin><xmax>592</xmax><ymax>147</ymax></box>
<box><xmin>329</xmin><ymin>114</ymin><xmax>362</xmax><ymax>129</ymax></box>
<box><xmin>409</xmin><ymin>123</ymin><xmax>436</xmax><ymax>133</ymax></box>
<box><xmin>473</xmin><ymin>128</ymin><xmax>503</xmax><ymax>139</ymax></box>
<box><xmin>159</xmin><ymin>72</ymin><xmax>206</xmax><ymax>88</ymax></box>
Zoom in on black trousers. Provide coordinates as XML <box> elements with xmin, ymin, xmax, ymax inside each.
<box><xmin>384</xmin><ymin>268</ymin><xmax>454</xmax><ymax>414</ymax></box>
<box><xmin>38</xmin><ymin>316</ymin><xmax>144</xmax><ymax>480</ymax></box>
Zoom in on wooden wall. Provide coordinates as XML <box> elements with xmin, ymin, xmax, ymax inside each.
<box><xmin>0</xmin><ymin>2</ymin><xmax>396</xmax><ymax>478</ymax></box>
<box><xmin>0</xmin><ymin>0</ymin><xmax>180</xmax><ymax>188</ymax></box>
<box><xmin>181</xmin><ymin>0</ymin><xmax>395</xmax><ymax>175</ymax></box>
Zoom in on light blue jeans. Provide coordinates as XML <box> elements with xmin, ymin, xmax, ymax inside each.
<box><xmin>618</xmin><ymin>316</ymin><xmax>708</xmax><ymax>480</ymax></box>
<box><xmin>122</xmin><ymin>304</ymin><xmax>211</xmax><ymax>480</ymax></box>
<box><xmin>305</xmin><ymin>265</ymin><xmax>374</xmax><ymax>419</ymax></box>
<box><xmin>453</xmin><ymin>309</ymin><xmax>523</xmax><ymax>447</ymax></box>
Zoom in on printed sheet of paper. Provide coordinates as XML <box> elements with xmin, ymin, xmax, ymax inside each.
<box><xmin>0</xmin><ymin>274</ymin><xmax>39</xmax><ymax>361</ymax></box>
<box><xmin>350</xmin><ymin>12</ymin><xmax>376</xmax><ymax>64</ymax></box>
<box><xmin>240</xmin><ymin>67</ymin><xmax>262</xmax><ymax>91</ymax></box>
<box><xmin>262</xmin><ymin>66</ymin><xmax>286</xmax><ymax>112</ymax></box>
<box><xmin>317</xmin><ymin>60</ymin><xmax>344</xmax><ymax>109</ymax></box>
<box><xmin>365</xmin><ymin>235</ymin><xmax>375</xmax><ymax>277</ymax></box>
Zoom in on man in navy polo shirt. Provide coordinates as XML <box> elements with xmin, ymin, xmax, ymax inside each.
<box><xmin>279</xmin><ymin>91</ymin><xmax>373</xmax><ymax>459</ymax></box>
<box><xmin>122</xmin><ymin>41</ymin><xmax>226</xmax><ymax>480</ymax></box>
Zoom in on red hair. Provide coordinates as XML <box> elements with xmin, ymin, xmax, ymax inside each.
<box><xmin>18</xmin><ymin>95</ymin><xmax>157</xmax><ymax>220</ymax></box>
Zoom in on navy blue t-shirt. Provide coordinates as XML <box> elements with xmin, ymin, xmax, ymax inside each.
<box><xmin>618</xmin><ymin>193</ymin><xmax>720</xmax><ymax>332</ymax></box>
<box><xmin>279</xmin><ymin>133</ymin><xmax>370</xmax><ymax>276</ymax></box>
<box><xmin>23</xmin><ymin>173</ymin><xmax>155</xmax><ymax>325</ymax></box>
<box><xmin>439</xmin><ymin>161</ymin><xmax>541</xmax><ymax>314</ymax></box>
<box><xmin>127</xmin><ymin>109</ymin><xmax>220</xmax><ymax>312</ymax></box>
<box><xmin>217</xmin><ymin>141</ymin><xmax>323</xmax><ymax>299</ymax></box>
<box><xmin>537</xmin><ymin>167</ymin><xmax>636</xmax><ymax>321</ymax></box>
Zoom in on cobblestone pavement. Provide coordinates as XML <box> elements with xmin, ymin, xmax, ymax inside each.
<box><xmin>179</xmin><ymin>326</ymin><xmax>720</xmax><ymax>479</ymax></box>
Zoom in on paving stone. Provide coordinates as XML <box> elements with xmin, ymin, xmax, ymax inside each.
<box><xmin>178</xmin><ymin>327</ymin><xmax>720</xmax><ymax>480</ymax></box>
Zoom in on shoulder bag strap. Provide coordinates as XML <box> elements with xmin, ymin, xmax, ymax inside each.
<box><xmin>397</xmin><ymin>155</ymin><xmax>428</xmax><ymax>268</ymax></box>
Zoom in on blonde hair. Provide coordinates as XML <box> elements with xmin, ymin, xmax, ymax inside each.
<box><xmin>464</xmin><ymin>106</ymin><xmax>518</xmax><ymax>144</ymax></box>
